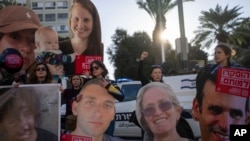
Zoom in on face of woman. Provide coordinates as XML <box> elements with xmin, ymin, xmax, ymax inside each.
<box><xmin>35</xmin><ymin>64</ymin><xmax>47</xmax><ymax>78</ymax></box>
<box><xmin>91</xmin><ymin>63</ymin><xmax>103</xmax><ymax>78</ymax></box>
<box><xmin>2</xmin><ymin>102</ymin><xmax>36</xmax><ymax>141</ymax></box>
<box><xmin>70</xmin><ymin>4</ymin><xmax>93</xmax><ymax>39</ymax></box>
<box><xmin>71</xmin><ymin>75</ymin><xmax>81</xmax><ymax>87</ymax></box>
<box><xmin>214</xmin><ymin>47</ymin><xmax>229</xmax><ymax>66</ymax></box>
<box><xmin>142</xmin><ymin>87</ymin><xmax>181</xmax><ymax>136</ymax></box>
<box><xmin>0</xmin><ymin>30</ymin><xmax>36</xmax><ymax>71</ymax></box>
<box><xmin>151</xmin><ymin>68</ymin><xmax>162</xmax><ymax>82</ymax></box>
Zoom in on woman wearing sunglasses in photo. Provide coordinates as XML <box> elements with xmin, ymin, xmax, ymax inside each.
<box><xmin>136</xmin><ymin>82</ymin><xmax>193</xmax><ymax>141</ymax></box>
<box><xmin>27</xmin><ymin>62</ymin><xmax>53</xmax><ymax>84</ymax></box>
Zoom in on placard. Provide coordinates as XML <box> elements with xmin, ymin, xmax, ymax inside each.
<box><xmin>0</xmin><ymin>84</ymin><xmax>61</xmax><ymax>141</ymax></box>
<box><xmin>75</xmin><ymin>55</ymin><xmax>103</xmax><ymax>74</ymax></box>
<box><xmin>60</xmin><ymin>134</ymin><xmax>92</xmax><ymax>141</ymax></box>
<box><xmin>216</xmin><ymin>67</ymin><xmax>250</xmax><ymax>98</ymax></box>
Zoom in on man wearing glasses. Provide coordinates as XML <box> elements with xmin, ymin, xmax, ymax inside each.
<box><xmin>192</xmin><ymin>64</ymin><xmax>249</xmax><ymax>141</ymax></box>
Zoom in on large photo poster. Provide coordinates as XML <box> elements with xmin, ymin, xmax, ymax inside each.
<box><xmin>0</xmin><ymin>84</ymin><xmax>60</xmax><ymax>141</ymax></box>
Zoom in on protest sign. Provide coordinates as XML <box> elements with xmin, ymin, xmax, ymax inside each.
<box><xmin>75</xmin><ymin>55</ymin><xmax>103</xmax><ymax>74</ymax></box>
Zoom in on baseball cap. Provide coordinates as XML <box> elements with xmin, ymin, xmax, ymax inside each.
<box><xmin>82</xmin><ymin>78</ymin><xmax>124</xmax><ymax>102</ymax></box>
<box><xmin>0</xmin><ymin>6</ymin><xmax>40</xmax><ymax>33</ymax></box>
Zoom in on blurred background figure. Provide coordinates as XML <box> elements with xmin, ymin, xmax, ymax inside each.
<box><xmin>61</xmin><ymin>74</ymin><xmax>83</xmax><ymax>131</ymax></box>
<box><xmin>27</xmin><ymin>62</ymin><xmax>53</xmax><ymax>84</ymax></box>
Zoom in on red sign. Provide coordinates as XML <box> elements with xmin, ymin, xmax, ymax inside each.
<box><xmin>75</xmin><ymin>55</ymin><xmax>103</xmax><ymax>74</ymax></box>
<box><xmin>216</xmin><ymin>67</ymin><xmax>250</xmax><ymax>98</ymax></box>
<box><xmin>60</xmin><ymin>133</ymin><xmax>92</xmax><ymax>141</ymax></box>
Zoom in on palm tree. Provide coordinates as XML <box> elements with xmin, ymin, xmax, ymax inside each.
<box><xmin>136</xmin><ymin>0</ymin><xmax>194</xmax><ymax>64</ymax></box>
<box><xmin>192</xmin><ymin>4</ymin><xmax>243</xmax><ymax>49</ymax></box>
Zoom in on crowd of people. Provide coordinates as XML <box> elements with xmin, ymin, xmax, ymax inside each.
<box><xmin>0</xmin><ymin>0</ymin><xmax>249</xmax><ymax>141</ymax></box>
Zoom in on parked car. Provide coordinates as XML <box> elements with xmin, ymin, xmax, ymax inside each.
<box><xmin>114</xmin><ymin>74</ymin><xmax>201</xmax><ymax>140</ymax></box>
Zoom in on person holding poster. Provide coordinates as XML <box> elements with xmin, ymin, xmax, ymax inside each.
<box><xmin>192</xmin><ymin>64</ymin><xmax>249</xmax><ymax>141</ymax></box>
<box><xmin>0</xmin><ymin>6</ymin><xmax>41</xmax><ymax>85</ymax></box>
<box><xmin>0</xmin><ymin>87</ymin><xmax>57</xmax><ymax>141</ymax></box>
<box><xmin>59</xmin><ymin>0</ymin><xmax>103</xmax><ymax>75</ymax></box>
<box><xmin>61</xmin><ymin>78</ymin><xmax>124</xmax><ymax>141</ymax></box>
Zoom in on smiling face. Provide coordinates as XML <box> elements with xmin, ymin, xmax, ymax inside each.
<box><xmin>192</xmin><ymin>80</ymin><xmax>247</xmax><ymax>141</ymax></box>
<box><xmin>72</xmin><ymin>84</ymin><xmax>115</xmax><ymax>137</ymax></box>
<box><xmin>142</xmin><ymin>87</ymin><xmax>181</xmax><ymax>137</ymax></box>
<box><xmin>0</xmin><ymin>29</ymin><xmax>36</xmax><ymax>71</ymax></box>
<box><xmin>69</xmin><ymin>3</ymin><xmax>93</xmax><ymax>39</ymax></box>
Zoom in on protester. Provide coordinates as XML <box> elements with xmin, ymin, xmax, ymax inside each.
<box><xmin>69</xmin><ymin>78</ymin><xmax>124</xmax><ymax>141</ymax></box>
<box><xmin>0</xmin><ymin>6</ymin><xmax>40</xmax><ymax>85</ymax></box>
<box><xmin>0</xmin><ymin>87</ymin><xmax>57</xmax><ymax>141</ymax></box>
<box><xmin>214</xmin><ymin>43</ymin><xmax>240</xmax><ymax>67</ymax></box>
<box><xmin>192</xmin><ymin>64</ymin><xmax>249</xmax><ymax>141</ymax></box>
<box><xmin>136</xmin><ymin>82</ymin><xmax>193</xmax><ymax>141</ymax></box>
<box><xmin>138</xmin><ymin>51</ymin><xmax>164</xmax><ymax>86</ymax></box>
<box><xmin>27</xmin><ymin>62</ymin><xmax>53</xmax><ymax>84</ymax></box>
<box><xmin>61</xmin><ymin>75</ymin><xmax>83</xmax><ymax>131</ymax></box>
<box><xmin>59</xmin><ymin>0</ymin><xmax>103</xmax><ymax>75</ymax></box>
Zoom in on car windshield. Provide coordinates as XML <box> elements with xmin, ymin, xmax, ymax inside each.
<box><xmin>121</xmin><ymin>84</ymin><xmax>141</xmax><ymax>101</ymax></box>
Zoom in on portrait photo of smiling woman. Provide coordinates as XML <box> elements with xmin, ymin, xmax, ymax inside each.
<box><xmin>136</xmin><ymin>82</ymin><xmax>193</xmax><ymax>141</ymax></box>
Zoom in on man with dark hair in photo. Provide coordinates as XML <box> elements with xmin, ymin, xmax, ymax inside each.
<box><xmin>192</xmin><ymin>64</ymin><xmax>249</xmax><ymax>141</ymax></box>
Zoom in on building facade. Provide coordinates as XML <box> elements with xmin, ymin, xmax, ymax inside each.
<box><xmin>27</xmin><ymin>0</ymin><xmax>71</xmax><ymax>37</ymax></box>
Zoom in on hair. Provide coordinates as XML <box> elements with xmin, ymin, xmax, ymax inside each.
<box><xmin>90</xmin><ymin>60</ymin><xmax>108</xmax><ymax>78</ymax></box>
<box><xmin>195</xmin><ymin>64</ymin><xmax>249</xmax><ymax>113</ymax></box>
<box><xmin>27</xmin><ymin>62</ymin><xmax>53</xmax><ymax>84</ymax></box>
<box><xmin>68</xmin><ymin>0</ymin><xmax>103</xmax><ymax>56</ymax></box>
<box><xmin>0</xmin><ymin>87</ymin><xmax>40</xmax><ymax>124</ymax></box>
<box><xmin>75</xmin><ymin>78</ymin><xmax>109</xmax><ymax>102</ymax></box>
<box><xmin>215</xmin><ymin>43</ymin><xmax>232</xmax><ymax>66</ymax></box>
<box><xmin>35</xmin><ymin>26</ymin><xmax>57</xmax><ymax>42</ymax></box>
<box><xmin>136</xmin><ymin>82</ymin><xmax>181</xmax><ymax>139</ymax></box>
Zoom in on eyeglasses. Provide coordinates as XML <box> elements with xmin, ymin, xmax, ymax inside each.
<box><xmin>36</xmin><ymin>67</ymin><xmax>46</xmax><ymax>71</ymax></box>
<box><xmin>90</xmin><ymin>66</ymin><xmax>100</xmax><ymax>71</ymax></box>
<box><xmin>142</xmin><ymin>101</ymin><xmax>174</xmax><ymax>117</ymax></box>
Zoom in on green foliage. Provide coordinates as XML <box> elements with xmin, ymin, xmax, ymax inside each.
<box><xmin>107</xmin><ymin>29</ymin><xmax>155</xmax><ymax>80</ymax></box>
<box><xmin>136</xmin><ymin>0</ymin><xmax>194</xmax><ymax>64</ymax></box>
<box><xmin>192</xmin><ymin>4</ymin><xmax>244</xmax><ymax>49</ymax></box>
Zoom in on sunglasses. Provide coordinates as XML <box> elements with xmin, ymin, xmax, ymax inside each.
<box><xmin>142</xmin><ymin>101</ymin><xmax>174</xmax><ymax>117</ymax></box>
<box><xmin>90</xmin><ymin>66</ymin><xmax>100</xmax><ymax>71</ymax></box>
<box><xmin>36</xmin><ymin>67</ymin><xmax>46</xmax><ymax>71</ymax></box>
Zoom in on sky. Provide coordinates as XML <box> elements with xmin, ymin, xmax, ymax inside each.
<box><xmin>91</xmin><ymin>0</ymin><xmax>250</xmax><ymax>79</ymax></box>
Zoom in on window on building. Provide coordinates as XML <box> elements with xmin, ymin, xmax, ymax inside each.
<box><xmin>58</xmin><ymin>25</ymin><xmax>69</xmax><ymax>33</ymax></box>
<box><xmin>57</xmin><ymin>1</ymin><xmax>68</xmax><ymax>9</ymax></box>
<box><xmin>58</xmin><ymin>13</ymin><xmax>68</xmax><ymax>20</ymax></box>
<box><xmin>45</xmin><ymin>14</ymin><xmax>56</xmax><ymax>22</ymax></box>
<box><xmin>32</xmin><ymin>2</ymin><xmax>43</xmax><ymax>10</ymax></box>
<box><xmin>45</xmin><ymin>2</ymin><xmax>56</xmax><ymax>9</ymax></box>
<box><xmin>38</xmin><ymin>14</ymin><xmax>43</xmax><ymax>22</ymax></box>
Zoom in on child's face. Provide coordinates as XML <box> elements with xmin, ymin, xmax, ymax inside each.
<box><xmin>38</xmin><ymin>31</ymin><xmax>59</xmax><ymax>50</ymax></box>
